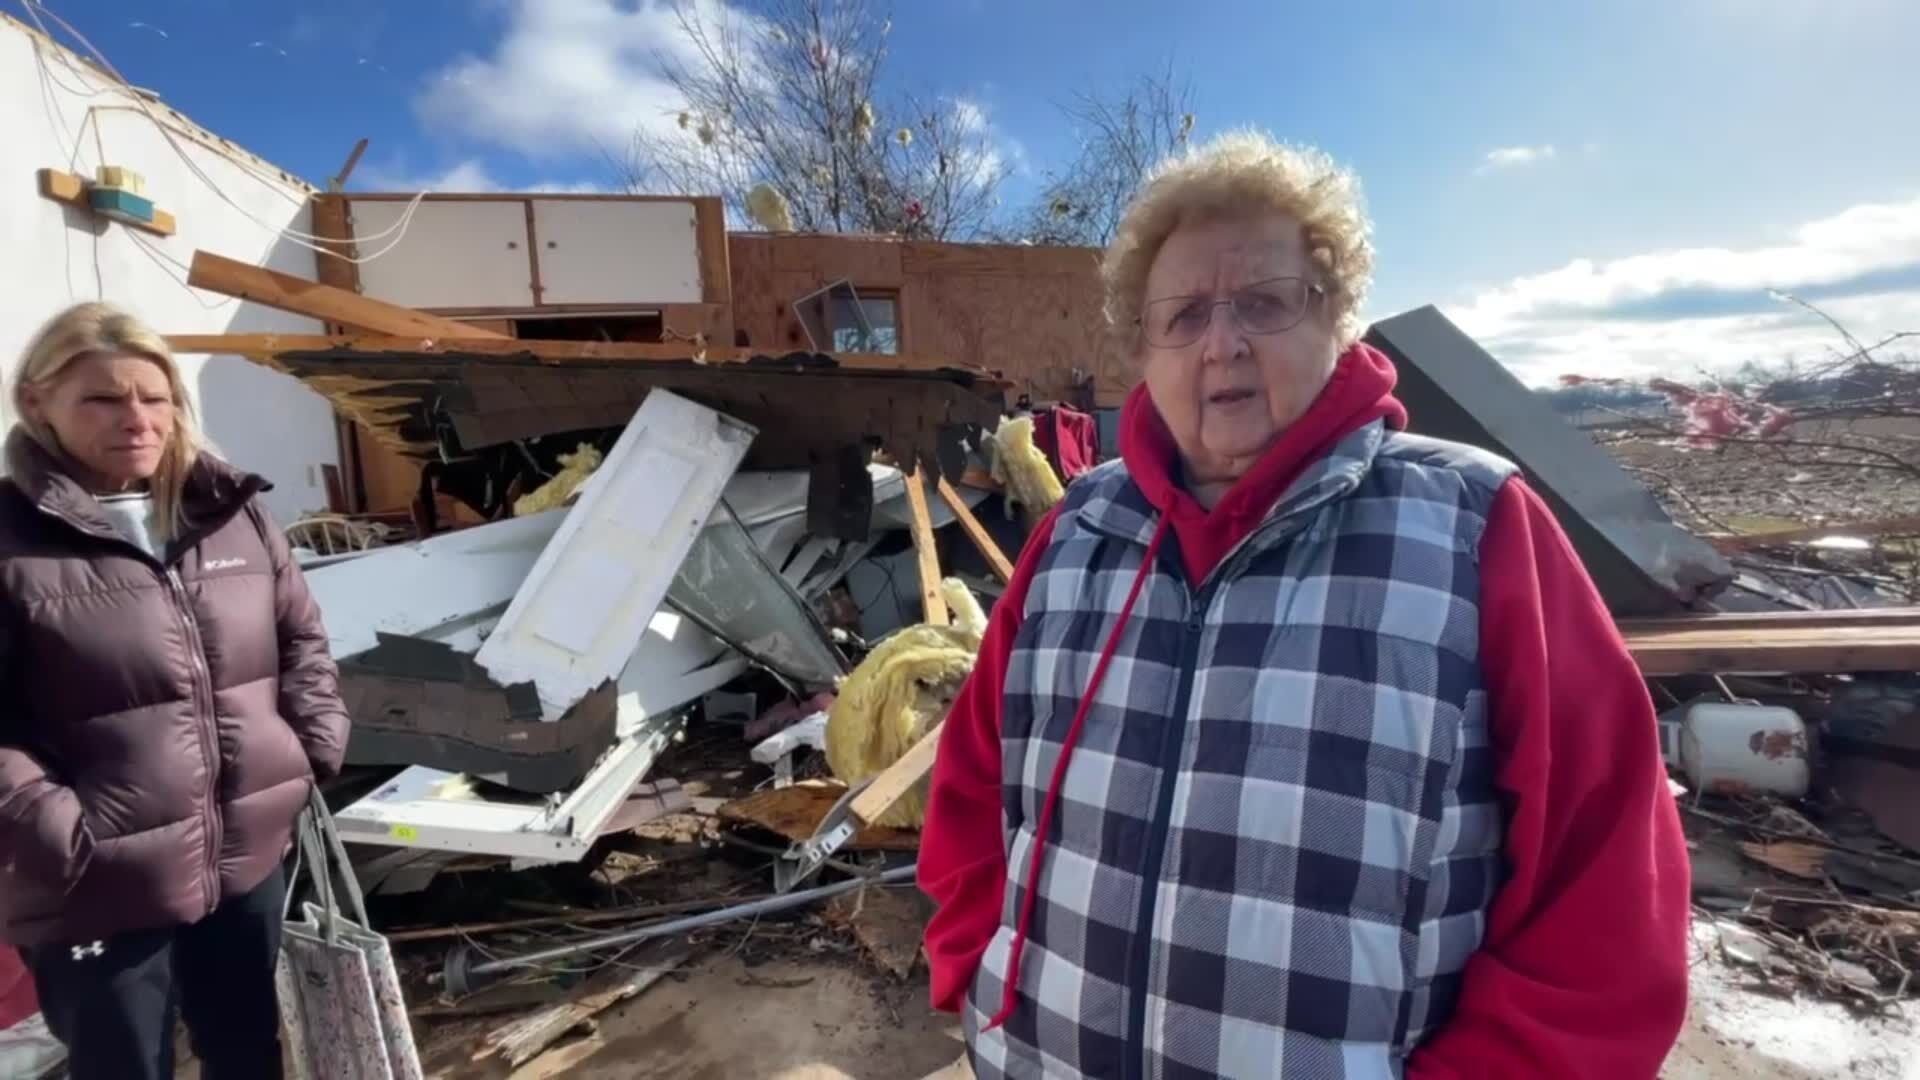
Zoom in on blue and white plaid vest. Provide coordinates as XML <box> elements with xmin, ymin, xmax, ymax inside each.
<box><xmin>964</xmin><ymin>421</ymin><xmax>1513</xmax><ymax>1080</ymax></box>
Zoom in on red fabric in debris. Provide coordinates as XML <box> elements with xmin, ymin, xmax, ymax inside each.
<box><xmin>1031</xmin><ymin>405</ymin><xmax>1100</xmax><ymax>481</ymax></box>
<box><xmin>0</xmin><ymin>945</ymin><xmax>38</xmax><ymax>1030</ymax></box>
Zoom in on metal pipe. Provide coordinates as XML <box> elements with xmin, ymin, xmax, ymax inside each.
<box><xmin>462</xmin><ymin>863</ymin><xmax>916</xmax><ymax>978</ymax></box>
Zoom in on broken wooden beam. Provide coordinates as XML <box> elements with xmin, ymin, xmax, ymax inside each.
<box><xmin>903</xmin><ymin>469</ymin><xmax>949</xmax><ymax>625</ymax></box>
<box><xmin>935</xmin><ymin>475</ymin><xmax>1015</xmax><ymax>583</ymax></box>
<box><xmin>473</xmin><ymin>948</ymin><xmax>686</xmax><ymax>1068</ymax></box>
<box><xmin>160</xmin><ymin>331</ymin><xmax>1009</xmax><ymax>383</ymax></box>
<box><xmin>1619</xmin><ymin>607</ymin><xmax>1920</xmax><ymax>675</ymax></box>
<box><xmin>1617</xmin><ymin>608</ymin><xmax>1919</xmax><ymax>635</ymax></box>
<box><xmin>185</xmin><ymin>252</ymin><xmax>507</xmax><ymax>340</ymax></box>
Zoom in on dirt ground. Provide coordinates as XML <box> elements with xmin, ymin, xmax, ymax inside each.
<box><xmin>1663</xmin><ymin>921</ymin><xmax>1920</xmax><ymax>1079</ymax></box>
<box><xmin>395</xmin><ymin>925</ymin><xmax>1920</xmax><ymax>1079</ymax></box>
<box><xmin>424</xmin><ymin>954</ymin><xmax>965</xmax><ymax>1080</ymax></box>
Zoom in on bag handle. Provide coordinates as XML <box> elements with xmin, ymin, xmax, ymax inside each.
<box><xmin>285</xmin><ymin>786</ymin><xmax>372</xmax><ymax>945</ymax></box>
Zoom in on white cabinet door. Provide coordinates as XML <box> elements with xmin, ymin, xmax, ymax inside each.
<box><xmin>474</xmin><ymin>390</ymin><xmax>755</xmax><ymax>717</ymax></box>
<box><xmin>531</xmin><ymin>199</ymin><xmax>703</xmax><ymax>305</ymax></box>
<box><xmin>352</xmin><ymin>199</ymin><xmax>533</xmax><ymax>310</ymax></box>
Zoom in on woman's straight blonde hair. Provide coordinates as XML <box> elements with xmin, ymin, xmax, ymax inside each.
<box><xmin>11</xmin><ymin>302</ymin><xmax>202</xmax><ymax>541</ymax></box>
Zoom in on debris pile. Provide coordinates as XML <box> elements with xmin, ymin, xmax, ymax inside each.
<box><xmin>270</xmin><ymin>385</ymin><xmax>1029</xmax><ymax>1066</ymax></box>
<box><xmin>140</xmin><ymin>259</ymin><xmax>1912</xmax><ymax>1072</ymax></box>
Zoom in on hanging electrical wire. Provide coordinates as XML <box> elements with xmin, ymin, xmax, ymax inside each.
<box><xmin>18</xmin><ymin>0</ymin><xmax>432</xmax><ymax>265</ymax></box>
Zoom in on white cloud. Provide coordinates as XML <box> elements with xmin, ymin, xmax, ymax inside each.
<box><xmin>1477</xmin><ymin>144</ymin><xmax>1557</xmax><ymax>174</ymax></box>
<box><xmin>414</xmin><ymin>0</ymin><xmax>738</xmax><ymax>159</ymax></box>
<box><xmin>1440</xmin><ymin>195</ymin><xmax>1920</xmax><ymax>384</ymax></box>
<box><xmin>952</xmin><ymin>98</ymin><xmax>988</xmax><ymax>134</ymax></box>
<box><xmin>415</xmin><ymin>1</ymin><xmax>1020</xmax><ymax>205</ymax></box>
<box><xmin>945</xmin><ymin>96</ymin><xmax>1017</xmax><ymax>188</ymax></box>
<box><xmin>357</xmin><ymin>158</ymin><xmax>606</xmax><ymax>195</ymax></box>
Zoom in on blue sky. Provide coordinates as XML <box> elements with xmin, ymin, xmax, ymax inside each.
<box><xmin>26</xmin><ymin>0</ymin><xmax>1920</xmax><ymax>383</ymax></box>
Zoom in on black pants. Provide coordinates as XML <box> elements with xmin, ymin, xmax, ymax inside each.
<box><xmin>25</xmin><ymin>865</ymin><xmax>285</xmax><ymax>1080</ymax></box>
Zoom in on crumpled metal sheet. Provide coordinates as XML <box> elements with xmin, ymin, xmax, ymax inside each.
<box><xmin>1366</xmin><ymin>307</ymin><xmax>1734</xmax><ymax>615</ymax></box>
<box><xmin>668</xmin><ymin>502</ymin><xmax>848</xmax><ymax>688</ymax></box>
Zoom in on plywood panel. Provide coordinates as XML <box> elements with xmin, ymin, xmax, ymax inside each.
<box><xmin>352</xmin><ymin>199</ymin><xmax>533</xmax><ymax>309</ymax></box>
<box><xmin>901</xmin><ymin>241</ymin><xmax>1025</xmax><ymax>277</ymax></box>
<box><xmin>760</xmin><ymin>270</ymin><xmax>831</xmax><ymax>351</ymax></box>
<box><xmin>728</xmin><ymin>235</ymin><xmax>779</xmax><ymax>350</ymax></box>
<box><xmin>354</xmin><ymin>425</ymin><xmax>421</xmax><ymax>513</ymax></box>
<box><xmin>532</xmin><ymin>199</ymin><xmax>702</xmax><ymax>305</ymax></box>
<box><xmin>770</xmin><ymin>234</ymin><xmax>903</xmax><ymax>282</ymax></box>
<box><xmin>1021</xmin><ymin>246</ymin><xmax>1103</xmax><ymax>278</ymax></box>
<box><xmin>907</xmin><ymin>270</ymin><xmax>1114</xmax><ymax>403</ymax></box>
<box><xmin>730</xmin><ymin>233</ymin><xmax>1126</xmax><ymax>405</ymax></box>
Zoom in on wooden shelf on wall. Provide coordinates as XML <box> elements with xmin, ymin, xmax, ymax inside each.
<box><xmin>37</xmin><ymin>169</ymin><xmax>176</xmax><ymax>237</ymax></box>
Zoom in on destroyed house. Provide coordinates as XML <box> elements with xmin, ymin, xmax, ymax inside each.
<box><xmin>298</xmin><ymin>192</ymin><xmax>1126</xmax><ymax>517</ymax></box>
<box><xmin>10</xmin><ymin>18</ymin><xmax>1920</xmax><ymax>1066</ymax></box>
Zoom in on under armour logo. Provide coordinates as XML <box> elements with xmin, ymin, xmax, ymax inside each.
<box><xmin>70</xmin><ymin>941</ymin><xmax>104</xmax><ymax>961</ymax></box>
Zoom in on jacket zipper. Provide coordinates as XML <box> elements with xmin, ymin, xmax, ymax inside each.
<box><xmin>1111</xmin><ymin>516</ymin><xmax>1313</xmax><ymax>1078</ymax></box>
<box><xmin>1122</xmin><ymin>580</ymin><xmax>1214</xmax><ymax>1080</ymax></box>
<box><xmin>166</xmin><ymin>569</ymin><xmax>224</xmax><ymax>912</ymax></box>
<box><xmin>41</xmin><ymin>493</ymin><xmax>256</xmax><ymax>916</ymax></box>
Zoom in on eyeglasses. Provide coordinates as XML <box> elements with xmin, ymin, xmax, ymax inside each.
<box><xmin>1137</xmin><ymin>277</ymin><xmax>1325</xmax><ymax>349</ymax></box>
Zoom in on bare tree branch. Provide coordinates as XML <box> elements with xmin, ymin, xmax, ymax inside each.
<box><xmin>997</xmin><ymin>64</ymin><xmax>1196</xmax><ymax>246</ymax></box>
<box><xmin>611</xmin><ymin>0</ymin><xmax>1006</xmax><ymax>240</ymax></box>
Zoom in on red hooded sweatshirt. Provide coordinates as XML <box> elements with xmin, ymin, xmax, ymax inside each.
<box><xmin>918</xmin><ymin>344</ymin><xmax>1691</xmax><ymax>1078</ymax></box>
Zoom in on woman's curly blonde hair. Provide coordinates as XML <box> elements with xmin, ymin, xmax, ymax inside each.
<box><xmin>1101</xmin><ymin>129</ymin><xmax>1375</xmax><ymax>346</ymax></box>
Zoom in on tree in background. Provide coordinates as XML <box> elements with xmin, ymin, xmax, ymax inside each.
<box><xmin>1001</xmin><ymin>66</ymin><xmax>1197</xmax><ymax>247</ymax></box>
<box><xmin>615</xmin><ymin>0</ymin><xmax>1005</xmax><ymax>240</ymax></box>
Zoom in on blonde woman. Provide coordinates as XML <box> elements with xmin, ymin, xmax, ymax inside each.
<box><xmin>0</xmin><ymin>303</ymin><xmax>349</xmax><ymax>1080</ymax></box>
<box><xmin>919</xmin><ymin>132</ymin><xmax>1690</xmax><ymax>1078</ymax></box>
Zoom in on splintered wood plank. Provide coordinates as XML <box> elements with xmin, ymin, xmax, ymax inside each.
<box><xmin>935</xmin><ymin>475</ymin><xmax>1014</xmax><ymax>583</ymax></box>
<box><xmin>1616</xmin><ymin>609</ymin><xmax>1920</xmax><ymax>634</ymax></box>
<box><xmin>1618</xmin><ymin>609</ymin><xmax>1920</xmax><ymax>675</ymax></box>
<box><xmin>476</xmin><ymin>949</ymin><xmax>686</xmax><ymax>1067</ymax></box>
<box><xmin>715</xmin><ymin>783</ymin><xmax>920</xmax><ymax>851</ymax></box>
<box><xmin>186</xmin><ymin>252</ymin><xmax>506</xmax><ymax>340</ymax></box>
<box><xmin>904</xmin><ymin>468</ymin><xmax>947</xmax><ymax>626</ymax></box>
<box><xmin>826</xmin><ymin>886</ymin><xmax>933</xmax><ymax>979</ymax></box>
<box><xmin>850</xmin><ymin>721</ymin><xmax>944</xmax><ymax>827</ymax></box>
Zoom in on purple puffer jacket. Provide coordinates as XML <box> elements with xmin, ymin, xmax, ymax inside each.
<box><xmin>0</xmin><ymin>429</ymin><xmax>350</xmax><ymax>947</ymax></box>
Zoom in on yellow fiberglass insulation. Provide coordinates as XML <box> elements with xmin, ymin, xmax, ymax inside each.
<box><xmin>824</xmin><ymin>578</ymin><xmax>988</xmax><ymax>829</ymax></box>
<box><xmin>512</xmin><ymin>444</ymin><xmax>603</xmax><ymax>517</ymax></box>
<box><xmin>989</xmin><ymin>416</ymin><xmax>1064</xmax><ymax>526</ymax></box>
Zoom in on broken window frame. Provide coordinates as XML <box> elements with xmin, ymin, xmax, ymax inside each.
<box><xmin>793</xmin><ymin>279</ymin><xmax>901</xmax><ymax>355</ymax></box>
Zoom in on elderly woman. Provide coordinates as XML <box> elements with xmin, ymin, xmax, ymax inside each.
<box><xmin>919</xmin><ymin>132</ymin><xmax>1690</xmax><ymax>1079</ymax></box>
<box><xmin>0</xmin><ymin>303</ymin><xmax>349</xmax><ymax>1080</ymax></box>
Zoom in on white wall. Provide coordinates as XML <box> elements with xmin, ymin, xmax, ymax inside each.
<box><xmin>1</xmin><ymin>16</ymin><xmax>338</xmax><ymax>523</ymax></box>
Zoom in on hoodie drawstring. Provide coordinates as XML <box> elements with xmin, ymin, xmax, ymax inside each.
<box><xmin>986</xmin><ymin>514</ymin><xmax>1171</xmax><ymax>1032</ymax></box>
